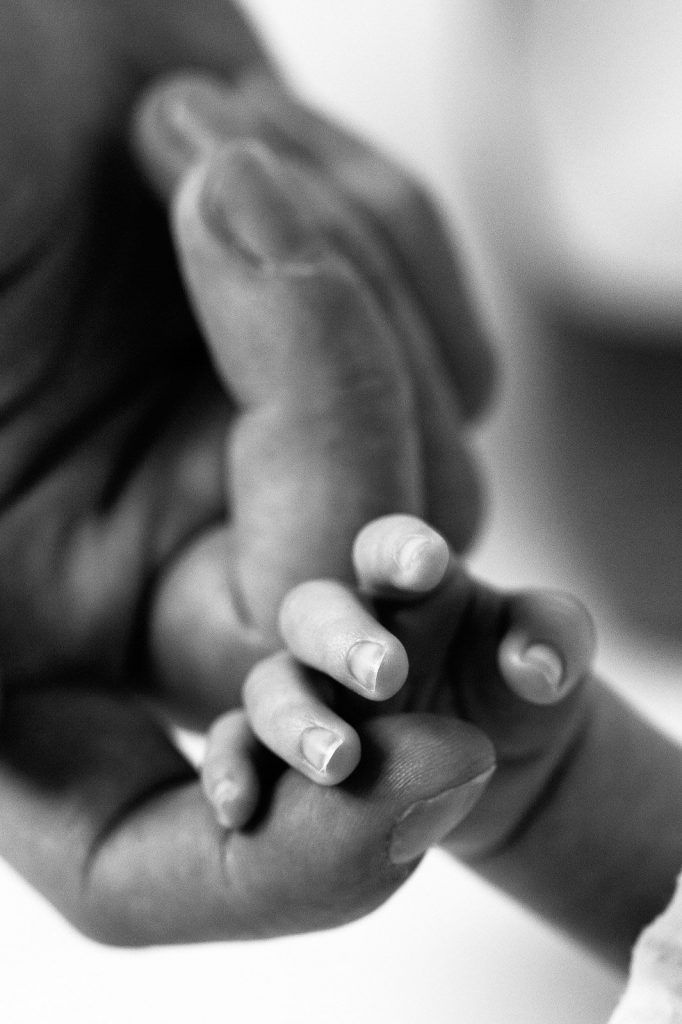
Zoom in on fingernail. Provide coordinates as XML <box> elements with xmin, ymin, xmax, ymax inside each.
<box><xmin>161</xmin><ymin>93</ymin><xmax>212</xmax><ymax>156</ymax></box>
<box><xmin>211</xmin><ymin>777</ymin><xmax>242</xmax><ymax>830</ymax></box>
<box><xmin>160</xmin><ymin>84</ymin><xmax>250</xmax><ymax>156</ymax></box>
<box><xmin>522</xmin><ymin>644</ymin><xmax>564</xmax><ymax>691</ymax></box>
<box><xmin>300</xmin><ymin>727</ymin><xmax>343</xmax><ymax>774</ymax></box>
<box><xmin>347</xmin><ymin>641</ymin><xmax>386</xmax><ymax>694</ymax></box>
<box><xmin>389</xmin><ymin>766</ymin><xmax>495</xmax><ymax>865</ymax></box>
<box><xmin>200</xmin><ymin>147</ymin><xmax>319</xmax><ymax>264</ymax></box>
<box><xmin>396</xmin><ymin>535</ymin><xmax>432</xmax><ymax>575</ymax></box>
<box><xmin>499</xmin><ymin>634</ymin><xmax>569</xmax><ymax>705</ymax></box>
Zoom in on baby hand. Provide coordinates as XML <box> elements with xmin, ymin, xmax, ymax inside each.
<box><xmin>201</xmin><ymin>515</ymin><xmax>595</xmax><ymax>847</ymax></box>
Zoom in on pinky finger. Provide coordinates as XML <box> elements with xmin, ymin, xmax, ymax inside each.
<box><xmin>498</xmin><ymin>591</ymin><xmax>597</xmax><ymax>706</ymax></box>
<box><xmin>202</xmin><ymin>710</ymin><xmax>262</xmax><ymax>830</ymax></box>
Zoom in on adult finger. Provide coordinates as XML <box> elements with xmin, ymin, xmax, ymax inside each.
<box><xmin>148</xmin><ymin>134</ymin><xmax>426</xmax><ymax>718</ymax></box>
<box><xmin>171</xmin><ymin>143</ymin><xmax>421</xmax><ymax>639</ymax></box>
<box><xmin>247</xmin><ymin>77</ymin><xmax>497</xmax><ymax>422</ymax></box>
<box><xmin>148</xmin><ymin>523</ymin><xmax>273</xmax><ymax>727</ymax></box>
<box><xmin>135</xmin><ymin>78</ymin><xmax>482</xmax><ymax>550</ymax></box>
<box><xmin>120</xmin><ymin>2</ymin><xmax>273</xmax><ymax>87</ymax></box>
<box><xmin>134</xmin><ymin>73</ymin><xmax>496</xmax><ymax>421</ymax></box>
<box><xmin>254</xmin><ymin>153</ymin><xmax>484</xmax><ymax>550</ymax></box>
<box><xmin>0</xmin><ymin>686</ymin><xmax>495</xmax><ymax>944</ymax></box>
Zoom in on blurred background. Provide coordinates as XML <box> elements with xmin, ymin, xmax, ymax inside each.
<box><xmin>3</xmin><ymin>1</ymin><xmax>682</xmax><ymax>1020</ymax></box>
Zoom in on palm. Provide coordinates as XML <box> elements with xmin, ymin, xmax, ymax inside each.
<box><xmin>0</xmin><ymin>0</ymin><xmax>262</xmax><ymax>685</ymax></box>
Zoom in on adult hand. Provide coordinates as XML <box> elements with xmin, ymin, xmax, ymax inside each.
<box><xmin>0</xmin><ymin>0</ymin><xmax>269</xmax><ymax>692</ymax></box>
<box><xmin>137</xmin><ymin>71</ymin><xmax>494</xmax><ymax>718</ymax></box>
<box><xmin>0</xmin><ymin>684</ymin><xmax>494</xmax><ymax>944</ymax></box>
<box><xmin>1</xmin><ymin>1</ymin><xmax>493</xmax><ymax>715</ymax></box>
<box><xmin>0</xmin><ymin>0</ymin><xmax>494</xmax><ymax>942</ymax></box>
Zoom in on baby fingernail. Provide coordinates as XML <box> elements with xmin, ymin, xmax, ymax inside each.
<box><xmin>201</xmin><ymin>147</ymin><xmax>320</xmax><ymax>264</ymax></box>
<box><xmin>347</xmin><ymin>641</ymin><xmax>386</xmax><ymax>694</ymax></box>
<box><xmin>523</xmin><ymin>644</ymin><xmax>564</xmax><ymax>691</ymax></box>
<box><xmin>160</xmin><ymin>83</ymin><xmax>249</xmax><ymax>155</ymax></box>
<box><xmin>499</xmin><ymin>633</ymin><xmax>570</xmax><ymax>706</ymax></box>
<box><xmin>161</xmin><ymin>94</ymin><xmax>211</xmax><ymax>155</ymax></box>
<box><xmin>211</xmin><ymin>777</ymin><xmax>242</xmax><ymax>830</ymax></box>
<box><xmin>301</xmin><ymin>727</ymin><xmax>343</xmax><ymax>774</ymax></box>
<box><xmin>397</xmin><ymin>535</ymin><xmax>431</xmax><ymax>575</ymax></box>
<box><xmin>389</xmin><ymin>766</ymin><xmax>496</xmax><ymax>865</ymax></box>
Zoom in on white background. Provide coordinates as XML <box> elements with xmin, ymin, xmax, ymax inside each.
<box><xmin>4</xmin><ymin>2</ymin><xmax>682</xmax><ymax>1021</ymax></box>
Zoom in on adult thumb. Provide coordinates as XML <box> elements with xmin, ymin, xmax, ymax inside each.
<box><xmin>219</xmin><ymin>713</ymin><xmax>496</xmax><ymax>938</ymax></box>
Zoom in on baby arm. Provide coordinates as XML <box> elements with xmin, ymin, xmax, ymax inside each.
<box><xmin>460</xmin><ymin>664</ymin><xmax>682</xmax><ymax>970</ymax></box>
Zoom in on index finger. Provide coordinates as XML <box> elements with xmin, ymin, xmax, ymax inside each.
<box><xmin>134</xmin><ymin>73</ymin><xmax>496</xmax><ymax>420</ymax></box>
<box><xmin>171</xmin><ymin>144</ymin><xmax>423</xmax><ymax>639</ymax></box>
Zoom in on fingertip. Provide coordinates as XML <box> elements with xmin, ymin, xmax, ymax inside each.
<box><xmin>498</xmin><ymin>632</ymin><xmax>567</xmax><ymax>706</ymax></box>
<box><xmin>202</xmin><ymin>766</ymin><xmax>261</xmax><ymax>831</ymax></box>
<box><xmin>353</xmin><ymin>515</ymin><xmax>450</xmax><ymax>595</ymax></box>
<box><xmin>499</xmin><ymin>590</ymin><xmax>597</xmax><ymax>705</ymax></box>
<box><xmin>202</xmin><ymin>710</ymin><xmax>263</xmax><ymax>830</ymax></box>
<box><xmin>211</xmin><ymin>776</ymin><xmax>261</xmax><ymax>831</ymax></box>
<box><xmin>132</xmin><ymin>73</ymin><xmax>254</xmax><ymax>199</ymax></box>
<box><xmin>346</xmin><ymin>636</ymin><xmax>409</xmax><ymax>701</ymax></box>
<box><xmin>300</xmin><ymin>726</ymin><xmax>362</xmax><ymax>785</ymax></box>
<box><xmin>393</xmin><ymin>531</ymin><xmax>451</xmax><ymax>591</ymax></box>
<box><xmin>526</xmin><ymin>590</ymin><xmax>597</xmax><ymax>689</ymax></box>
<box><xmin>243</xmin><ymin>652</ymin><xmax>365</xmax><ymax>784</ymax></box>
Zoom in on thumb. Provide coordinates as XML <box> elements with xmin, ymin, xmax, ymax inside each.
<box><xmin>0</xmin><ymin>690</ymin><xmax>494</xmax><ymax>946</ymax></box>
<box><xmin>220</xmin><ymin>714</ymin><xmax>496</xmax><ymax>937</ymax></box>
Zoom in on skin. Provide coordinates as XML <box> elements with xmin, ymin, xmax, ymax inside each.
<box><xmin>203</xmin><ymin>514</ymin><xmax>597</xmax><ymax>826</ymax></box>
<box><xmin>0</xmin><ymin>0</ymin><xmax>494</xmax><ymax>942</ymax></box>
<box><xmin>3</xmin><ymin>1</ymin><xmax>681</xmax><ymax>971</ymax></box>
<box><xmin>140</xmin><ymin>70</ymin><xmax>493</xmax><ymax>717</ymax></box>
<box><xmin>207</xmin><ymin>514</ymin><xmax>682</xmax><ymax>971</ymax></box>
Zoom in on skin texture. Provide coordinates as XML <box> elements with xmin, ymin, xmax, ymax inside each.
<box><xmin>0</xmin><ymin>0</ymin><xmax>495</xmax><ymax>942</ymax></box>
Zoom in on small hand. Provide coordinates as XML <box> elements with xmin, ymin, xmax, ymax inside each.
<box><xmin>202</xmin><ymin>514</ymin><xmax>595</xmax><ymax>860</ymax></box>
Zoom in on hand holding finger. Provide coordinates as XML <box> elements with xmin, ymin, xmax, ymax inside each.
<box><xmin>149</xmin><ymin>140</ymin><xmax>422</xmax><ymax>719</ymax></box>
<box><xmin>0</xmin><ymin>687</ymin><xmax>494</xmax><ymax>943</ymax></box>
